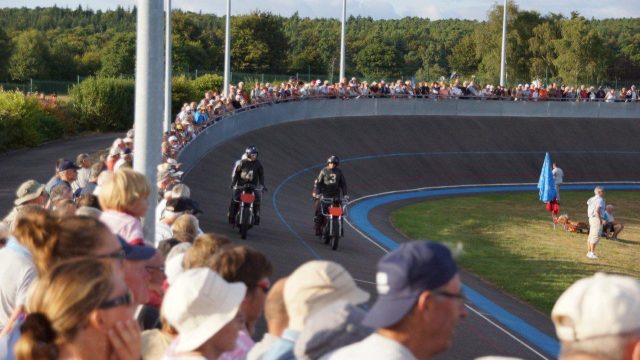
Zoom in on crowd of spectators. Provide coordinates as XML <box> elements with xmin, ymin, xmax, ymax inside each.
<box><xmin>162</xmin><ymin>78</ymin><xmax>639</xmax><ymax>160</ymax></box>
<box><xmin>0</xmin><ymin>79</ymin><xmax>639</xmax><ymax>360</ymax></box>
<box><xmin>183</xmin><ymin>78</ymin><xmax>640</xmax><ymax>109</ymax></box>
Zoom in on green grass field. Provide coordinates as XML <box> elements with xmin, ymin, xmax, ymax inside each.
<box><xmin>391</xmin><ymin>191</ymin><xmax>640</xmax><ymax>314</ymax></box>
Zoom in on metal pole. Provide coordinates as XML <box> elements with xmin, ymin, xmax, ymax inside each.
<box><xmin>339</xmin><ymin>0</ymin><xmax>346</xmax><ymax>82</ymax></box>
<box><xmin>163</xmin><ymin>0</ymin><xmax>172</xmax><ymax>133</ymax></box>
<box><xmin>223</xmin><ymin>0</ymin><xmax>231</xmax><ymax>98</ymax></box>
<box><xmin>499</xmin><ymin>0</ymin><xmax>508</xmax><ymax>86</ymax></box>
<box><xmin>133</xmin><ymin>0</ymin><xmax>164</xmax><ymax>242</ymax></box>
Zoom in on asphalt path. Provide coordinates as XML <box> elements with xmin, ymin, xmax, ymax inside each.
<box><xmin>185</xmin><ymin>115</ymin><xmax>640</xmax><ymax>359</ymax></box>
<box><xmin>0</xmin><ymin>133</ymin><xmax>122</xmax><ymax>216</ymax></box>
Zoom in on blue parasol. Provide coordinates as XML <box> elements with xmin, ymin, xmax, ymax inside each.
<box><xmin>538</xmin><ymin>152</ymin><xmax>557</xmax><ymax>203</ymax></box>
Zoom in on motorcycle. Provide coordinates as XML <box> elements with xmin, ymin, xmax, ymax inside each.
<box><xmin>317</xmin><ymin>196</ymin><xmax>348</xmax><ymax>250</ymax></box>
<box><xmin>233</xmin><ymin>184</ymin><xmax>262</xmax><ymax>239</ymax></box>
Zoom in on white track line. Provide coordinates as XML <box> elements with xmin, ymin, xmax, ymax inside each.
<box><xmin>466</xmin><ymin>305</ymin><xmax>550</xmax><ymax>360</ymax></box>
<box><xmin>342</xmin><ymin>181</ymin><xmax>640</xmax><ymax>359</ymax></box>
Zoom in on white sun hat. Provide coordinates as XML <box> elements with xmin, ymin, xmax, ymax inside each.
<box><xmin>161</xmin><ymin>268</ymin><xmax>247</xmax><ymax>353</ymax></box>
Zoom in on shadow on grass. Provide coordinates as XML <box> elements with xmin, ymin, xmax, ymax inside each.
<box><xmin>614</xmin><ymin>238</ymin><xmax>640</xmax><ymax>245</ymax></box>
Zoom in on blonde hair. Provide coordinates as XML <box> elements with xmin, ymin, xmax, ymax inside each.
<box><xmin>171</xmin><ymin>214</ymin><xmax>199</xmax><ymax>243</ymax></box>
<box><xmin>98</xmin><ymin>168</ymin><xmax>150</xmax><ymax>211</ymax></box>
<box><xmin>13</xmin><ymin>210</ymin><xmax>114</xmax><ymax>276</ymax></box>
<box><xmin>183</xmin><ymin>233</ymin><xmax>231</xmax><ymax>269</ymax></box>
<box><xmin>13</xmin><ymin>206</ymin><xmax>60</xmax><ymax>276</ymax></box>
<box><xmin>15</xmin><ymin>258</ymin><xmax>114</xmax><ymax>360</ymax></box>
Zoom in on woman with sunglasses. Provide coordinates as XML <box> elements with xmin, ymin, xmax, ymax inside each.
<box><xmin>15</xmin><ymin>257</ymin><xmax>140</xmax><ymax>360</ymax></box>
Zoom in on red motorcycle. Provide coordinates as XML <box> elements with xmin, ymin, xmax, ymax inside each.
<box><xmin>233</xmin><ymin>184</ymin><xmax>261</xmax><ymax>239</ymax></box>
<box><xmin>318</xmin><ymin>196</ymin><xmax>347</xmax><ymax>250</ymax></box>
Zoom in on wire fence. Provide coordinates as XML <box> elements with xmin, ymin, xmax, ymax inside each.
<box><xmin>0</xmin><ymin>79</ymin><xmax>80</xmax><ymax>95</ymax></box>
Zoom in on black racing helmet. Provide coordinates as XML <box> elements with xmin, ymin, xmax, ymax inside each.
<box><xmin>327</xmin><ymin>155</ymin><xmax>340</xmax><ymax>165</ymax></box>
<box><xmin>245</xmin><ymin>145</ymin><xmax>258</xmax><ymax>157</ymax></box>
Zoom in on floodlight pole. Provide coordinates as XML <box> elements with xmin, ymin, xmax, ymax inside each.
<box><xmin>499</xmin><ymin>0</ymin><xmax>508</xmax><ymax>86</ymax></box>
<box><xmin>339</xmin><ymin>0</ymin><xmax>346</xmax><ymax>82</ymax></box>
<box><xmin>133</xmin><ymin>0</ymin><xmax>164</xmax><ymax>241</ymax></box>
<box><xmin>223</xmin><ymin>0</ymin><xmax>231</xmax><ymax>98</ymax></box>
<box><xmin>163</xmin><ymin>0</ymin><xmax>172</xmax><ymax>133</ymax></box>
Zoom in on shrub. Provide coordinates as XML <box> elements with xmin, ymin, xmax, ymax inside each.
<box><xmin>69</xmin><ymin>76</ymin><xmax>135</xmax><ymax>131</ymax></box>
<box><xmin>192</xmin><ymin>74</ymin><xmax>224</xmax><ymax>94</ymax></box>
<box><xmin>0</xmin><ymin>91</ymin><xmax>63</xmax><ymax>152</ymax></box>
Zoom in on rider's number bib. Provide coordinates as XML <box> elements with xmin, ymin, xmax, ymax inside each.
<box><xmin>241</xmin><ymin>170</ymin><xmax>254</xmax><ymax>181</ymax></box>
<box><xmin>326</xmin><ymin>173</ymin><xmax>337</xmax><ymax>184</ymax></box>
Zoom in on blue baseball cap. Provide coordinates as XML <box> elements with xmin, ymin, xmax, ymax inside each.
<box><xmin>57</xmin><ymin>159</ymin><xmax>80</xmax><ymax>172</ymax></box>
<box><xmin>117</xmin><ymin>236</ymin><xmax>156</xmax><ymax>261</ymax></box>
<box><xmin>362</xmin><ymin>241</ymin><xmax>458</xmax><ymax>328</ymax></box>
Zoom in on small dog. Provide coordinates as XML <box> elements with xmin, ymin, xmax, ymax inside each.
<box><xmin>557</xmin><ymin>214</ymin><xmax>589</xmax><ymax>233</ymax></box>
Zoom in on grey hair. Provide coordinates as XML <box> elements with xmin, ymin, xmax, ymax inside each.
<box><xmin>594</xmin><ymin>186</ymin><xmax>604</xmax><ymax>194</ymax></box>
<box><xmin>170</xmin><ymin>184</ymin><xmax>191</xmax><ymax>198</ymax></box>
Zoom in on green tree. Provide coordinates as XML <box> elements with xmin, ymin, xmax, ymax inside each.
<box><xmin>528</xmin><ymin>21</ymin><xmax>560</xmax><ymax>81</ymax></box>
<box><xmin>231</xmin><ymin>11</ymin><xmax>287</xmax><ymax>73</ymax></box>
<box><xmin>448</xmin><ymin>34</ymin><xmax>478</xmax><ymax>76</ymax></box>
<box><xmin>474</xmin><ymin>1</ymin><xmax>541</xmax><ymax>84</ymax></box>
<box><xmin>553</xmin><ymin>15</ymin><xmax>609</xmax><ymax>85</ymax></box>
<box><xmin>353</xmin><ymin>34</ymin><xmax>402</xmax><ymax>80</ymax></box>
<box><xmin>98</xmin><ymin>32</ymin><xmax>136</xmax><ymax>77</ymax></box>
<box><xmin>0</xmin><ymin>27</ymin><xmax>12</xmax><ymax>81</ymax></box>
<box><xmin>49</xmin><ymin>36</ymin><xmax>78</xmax><ymax>80</ymax></box>
<box><xmin>8</xmin><ymin>30</ymin><xmax>50</xmax><ymax>81</ymax></box>
<box><xmin>172</xmin><ymin>36</ymin><xmax>209</xmax><ymax>74</ymax></box>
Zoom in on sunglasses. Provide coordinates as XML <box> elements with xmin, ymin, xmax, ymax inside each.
<box><xmin>99</xmin><ymin>291</ymin><xmax>133</xmax><ymax>309</ymax></box>
<box><xmin>432</xmin><ymin>290</ymin><xmax>467</xmax><ymax>304</ymax></box>
<box><xmin>145</xmin><ymin>265</ymin><xmax>166</xmax><ymax>274</ymax></box>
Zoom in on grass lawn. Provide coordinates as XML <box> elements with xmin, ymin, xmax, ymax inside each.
<box><xmin>391</xmin><ymin>191</ymin><xmax>640</xmax><ymax>314</ymax></box>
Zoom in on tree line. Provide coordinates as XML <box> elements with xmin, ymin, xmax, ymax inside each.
<box><xmin>0</xmin><ymin>2</ymin><xmax>639</xmax><ymax>86</ymax></box>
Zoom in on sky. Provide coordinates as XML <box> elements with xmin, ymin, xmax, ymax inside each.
<box><xmin>2</xmin><ymin>0</ymin><xmax>640</xmax><ymax>20</ymax></box>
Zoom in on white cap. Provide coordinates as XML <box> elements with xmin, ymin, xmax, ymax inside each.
<box><xmin>162</xmin><ymin>268</ymin><xmax>246</xmax><ymax>353</ymax></box>
<box><xmin>284</xmin><ymin>260</ymin><xmax>369</xmax><ymax>331</ymax></box>
<box><xmin>169</xmin><ymin>136</ymin><xmax>178</xmax><ymax>142</ymax></box>
<box><xmin>552</xmin><ymin>273</ymin><xmax>640</xmax><ymax>342</ymax></box>
<box><xmin>164</xmin><ymin>253</ymin><xmax>185</xmax><ymax>284</ymax></box>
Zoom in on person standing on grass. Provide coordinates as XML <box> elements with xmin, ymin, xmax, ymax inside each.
<box><xmin>586</xmin><ymin>186</ymin><xmax>606</xmax><ymax>259</ymax></box>
<box><xmin>552</xmin><ymin>162</ymin><xmax>563</xmax><ymax>200</ymax></box>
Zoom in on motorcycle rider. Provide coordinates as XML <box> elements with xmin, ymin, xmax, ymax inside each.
<box><xmin>312</xmin><ymin>155</ymin><xmax>348</xmax><ymax>236</ymax></box>
<box><xmin>228</xmin><ymin>145</ymin><xmax>266</xmax><ymax>225</ymax></box>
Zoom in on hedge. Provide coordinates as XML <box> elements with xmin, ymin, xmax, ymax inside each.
<box><xmin>0</xmin><ymin>91</ymin><xmax>63</xmax><ymax>152</ymax></box>
<box><xmin>71</xmin><ymin>74</ymin><xmax>224</xmax><ymax>132</ymax></box>
<box><xmin>69</xmin><ymin>77</ymin><xmax>136</xmax><ymax>131</ymax></box>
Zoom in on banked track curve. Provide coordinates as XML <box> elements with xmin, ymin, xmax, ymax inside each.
<box><xmin>185</xmin><ymin>115</ymin><xmax>640</xmax><ymax>359</ymax></box>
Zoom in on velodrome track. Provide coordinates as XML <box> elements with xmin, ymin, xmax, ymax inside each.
<box><xmin>2</xmin><ymin>115</ymin><xmax>639</xmax><ymax>358</ymax></box>
<box><xmin>185</xmin><ymin>115</ymin><xmax>640</xmax><ymax>359</ymax></box>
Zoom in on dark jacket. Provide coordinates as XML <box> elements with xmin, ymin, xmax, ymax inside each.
<box><xmin>313</xmin><ymin>167</ymin><xmax>347</xmax><ymax>198</ymax></box>
<box><xmin>232</xmin><ymin>159</ymin><xmax>264</xmax><ymax>187</ymax></box>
